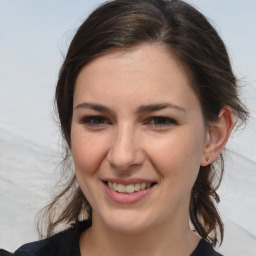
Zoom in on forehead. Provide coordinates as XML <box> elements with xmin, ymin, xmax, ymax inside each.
<box><xmin>74</xmin><ymin>44</ymin><xmax>200</xmax><ymax>112</ymax></box>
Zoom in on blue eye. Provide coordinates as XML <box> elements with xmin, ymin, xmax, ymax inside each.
<box><xmin>81</xmin><ymin>116</ymin><xmax>109</xmax><ymax>127</ymax></box>
<box><xmin>148</xmin><ymin>117</ymin><xmax>176</xmax><ymax>127</ymax></box>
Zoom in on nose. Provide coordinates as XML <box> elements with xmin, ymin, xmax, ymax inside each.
<box><xmin>107</xmin><ymin>124</ymin><xmax>145</xmax><ymax>171</ymax></box>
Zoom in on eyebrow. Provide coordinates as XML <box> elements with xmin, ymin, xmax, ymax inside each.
<box><xmin>75</xmin><ymin>103</ymin><xmax>111</xmax><ymax>112</ymax></box>
<box><xmin>74</xmin><ymin>102</ymin><xmax>186</xmax><ymax>113</ymax></box>
<box><xmin>137</xmin><ymin>103</ymin><xmax>186</xmax><ymax>113</ymax></box>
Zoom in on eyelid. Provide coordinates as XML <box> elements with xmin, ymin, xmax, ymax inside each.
<box><xmin>79</xmin><ymin>115</ymin><xmax>177</xmax><ymax>129</ymax></box>
<box><xmin>80</xmin><ymin>115</ymin><xmax>111</xmax><ymax>127</ymax></box>
<box><xmin>145</xmin><ymin>116</ymin><xmax>177</xmax><ymax>127</ymax></box>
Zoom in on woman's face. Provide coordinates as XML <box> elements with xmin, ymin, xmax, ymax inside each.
<box><xmin>71</xmin><ymin>44</ymin><xmax>209</xmax><ymax>234</ymax></box>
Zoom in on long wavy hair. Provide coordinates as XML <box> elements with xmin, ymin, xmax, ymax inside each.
<box><xmin>37</xmin><ymin>0</ymin><xmax>248</xmax><ymax>246</ymax></box>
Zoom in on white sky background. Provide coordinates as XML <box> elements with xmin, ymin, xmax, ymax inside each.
<box><xmin>0</xmin><ymin>0</ymin><xmax>256</xmax><ymax>253</ymax></box>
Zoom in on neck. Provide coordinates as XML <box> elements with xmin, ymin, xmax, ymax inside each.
<box><xmin>80</xmin><ymin>214</ymin><xmax>200</xmax><ymax>256</ymax></box>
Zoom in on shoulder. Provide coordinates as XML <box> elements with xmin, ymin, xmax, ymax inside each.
<box><xmin>191</xmin><ymin>239</ymin><xmax>223</xmax><ymax>256</ymax></box>
<box><xmin>3</xmin><ymin>228</ymin><xmax>75</xmax><ymax>256</ymax></box>
<box><xmin>0</xmin><ymin>249</ymin><xmax>14</xmax><ymax>256</ymax></box>
<box><xmin>0</xmin><ymin>221</ymin><xmax>90</xmax><ymax>256</ymax></box>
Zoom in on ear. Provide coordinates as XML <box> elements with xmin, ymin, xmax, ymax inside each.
<box><xmin>200</xmin><ymin>106</ymin><xmax>234</xmax><ymax>166</ymax></box>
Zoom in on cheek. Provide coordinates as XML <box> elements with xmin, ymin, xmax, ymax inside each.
<box><xmin>71</xmin><ymin>127</ymin><xmax>108</xmax><ymax>175</ymax></box>
<box><xmin>147</xmin><ymin>127</ymin><xmax>205</xmax><ymax>180</ymax></box>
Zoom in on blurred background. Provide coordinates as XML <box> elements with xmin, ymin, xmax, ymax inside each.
<box><xmin>0</xmin><ymin>0</ymin><xmax>255</xmax><ymax>255</ymax></box>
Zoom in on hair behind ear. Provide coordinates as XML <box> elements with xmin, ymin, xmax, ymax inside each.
<box><xmin>190</xmin><ymin>158</ymin><xmax>224</xmax><ymax>246</ymax></box>
<box><xmin>190</xmin><ymin>107</ymin><xmax>234</xmax><ymax>246</ymax></box>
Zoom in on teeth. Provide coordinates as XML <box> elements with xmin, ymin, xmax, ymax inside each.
<box><xmin>140</xmin><ymin>183</ymin><xmax>146</xmax><ymax>189</ymax></box>
<box><xmin>107</xmin><ymin>182</ymin><xmax>153</xmax><ymax>193</ymax></box>
<box><xmin>113</xmin><ymin>182</ymin><xmax>118</xmax><ymax>191</ymax></box>
<box><xmin>108</xmin><ymin>181</ymin><xmax>113</xmax><ymax>189</ymax></box>
<box><xmin>125</xmin><ymin>184</ymin><xmax>134</xmax><ymax>193</ymax></box>
<box><xmin>117</xmin><ymin>183</ymin><xmax>126</xmax><ymax>193</ymax></box>
<box><xmin>134</xmin><ymin>183</ymin><xmax>141</xmax><ymax>191</ymax></box>
<box><xmin>146</xmin><ymin>183</ymin><xmax>151</xmax><ymax>188</ymax></box>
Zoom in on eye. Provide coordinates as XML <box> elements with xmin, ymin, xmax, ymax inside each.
<box><xmin>147</xmin><ymin>116</ymin><xmax>177</xmax><ymax>128</ymax></box>
<box><xmin>80</xmin><ymin>116</ymin><xmax>110</xmax><ymax>127</ymax></box>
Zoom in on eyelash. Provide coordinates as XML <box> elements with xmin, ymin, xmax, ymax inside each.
<box><xmin>80</xmin><ymin>116</ymin><xmax>177</xmax><ymax>128</ymax></box>
<box><xmin>146</xmin><ymin>116</ymin><xmax>177</xmax><ymax>127</ymax></box>
<box><xmin>80</xmin><ymin>116</ymin><xmax>110</xmax><ymax>127</ymax></box>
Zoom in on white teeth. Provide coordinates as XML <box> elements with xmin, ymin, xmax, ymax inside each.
<box><xmin>125</xmin><ymin>184</ymin><xmax>135</xmax><ymax>193</ymax></box>
<box><xmin>140</xmin><ymin>183</ymin><xmax>146</xmax><ymax>189</ymax></box>
<box><xmin>117</xmin><ymin>184</ymin><xmax>126</xmax><ymax>193</ymax></box>
<box><xmin>134</xmin><ymin>183</ymin><xmax>141</xmax><ymax>191</ymax></box>
<box><xmin>113</xmin><ymin>182</ymin><xmax>118</xmax><ymax>191</ymax></box>
<box><xmin>107</xmin><ymin>182</ymin><xmax>153</xmax><ymax>193</ymax></box>
<box><xmin>108</xmin><ymin>181</ymin><xmax>113</xmax><ymax>189</ymax></box>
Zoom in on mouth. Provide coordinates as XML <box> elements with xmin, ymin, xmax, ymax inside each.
<box><xmin>103</xmin><ymin>181</ymin><xmax>157</xmax><ymax>194</ymax></box>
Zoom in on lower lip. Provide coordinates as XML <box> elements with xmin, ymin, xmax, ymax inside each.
<box><xmin>104</xmin><ymin>183</ymin><xmax>156</xmax><ymax>204</ymax></box>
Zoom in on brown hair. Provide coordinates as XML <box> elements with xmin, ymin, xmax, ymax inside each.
<box><xmin>38</xmin><ymin>0</ymin><xmax>248</xmax><ymax>246</ymax></box>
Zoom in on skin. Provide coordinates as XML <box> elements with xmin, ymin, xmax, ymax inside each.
<box><xmin>71</xmin><ymin>44</ymin><xmax>233</xmax><ymax>256</ymax></box>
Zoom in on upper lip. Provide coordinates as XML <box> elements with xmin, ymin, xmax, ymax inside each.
<box><xmin>102</xmin><ymin>178</ymin><xmax>157</xmax><ymax>185</ymax></box>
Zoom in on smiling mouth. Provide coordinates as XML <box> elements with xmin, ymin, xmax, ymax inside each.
<box><xmin>104</xmin><ymin>181</ymin><xmax>157</xmax><ymax>194</ymax></box>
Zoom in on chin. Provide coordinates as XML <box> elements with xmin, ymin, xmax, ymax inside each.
<box><xmin>98</xmin><ymin>209</ymin><xmax>155</xmax><ymax>234</ymax></box>
<box><xmin>107</xmin><ymin>221</ymin><xmax>150</xmax><ymax>235</ymax></box>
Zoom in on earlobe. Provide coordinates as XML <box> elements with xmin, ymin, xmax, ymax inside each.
<box><xmin>200</xmin><ymin>107</ymin><xmax>234</xmax><ymax>166</ymax></box>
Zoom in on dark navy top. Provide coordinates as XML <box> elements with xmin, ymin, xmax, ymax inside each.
<box><xmin>0</xmin><ymin>221</ymin><xmax>223</xmax><ymax>256</ymax></box>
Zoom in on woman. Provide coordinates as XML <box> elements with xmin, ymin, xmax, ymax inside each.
<box><xmin>0</xmin><ymin>0</ymin><xmax>248</xmax><ymax>255</ymax></box>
